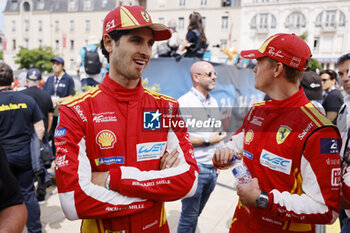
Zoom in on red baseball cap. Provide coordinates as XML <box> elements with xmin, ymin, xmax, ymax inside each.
<box><xmin>240</xmin><ymin>33</ymin><xmax>312</xmax><ymax>71</ymax></box>
<box><xmin>103</xmin><ymin>5</ymin><xmax>172</xmax><ymax>41</ymax></box>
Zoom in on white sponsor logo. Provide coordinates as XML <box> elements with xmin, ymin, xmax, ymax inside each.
<box><xmin>250</xmin><ymin>116</ymin><xmax>264</xmax><ymax>126</ymax></box>
<box><xmin>331</xmin><ymin>168</ymin><xmax>341</xmax><ymax>186</ymax></box>
<box><xmin>73</xmin><ymin>105</ymin><xmax>87</xmax><ymax>122</ymax></box>
<box><xmin>260</xmin><ymin>149</ymin><xmax>292</xmax><ymax>175</ymax></box>
<box><xmin>93</xmin><ymin>115</ymin><xmax>117</xmax><ymax>123</ymax></box>
<box><xmin>55</xmin><ymin>155</ymin><xmax>69</xmax><ymax>169</ymax></box>
<box><xmin>268</xmin><ymin>47</ymin><xmax>284</xmax><ymax>58</ymax></box>
<box><xmin>55</xmin><ymin>141</ymin><xmax>67</xmax><ymax>146</ymax></box>
<box><xmin>56</xmin><ymin>147</ymin><xmax>68</xmax><ymax>153</ymax></box>
<box><xmin>290</xmin><ymin>57</ymin><xmax>301</xmax><ymax>68</ymax></box>
<box><xmin>245</xmin><ymin>53</ymin><xmax>256</xmax><ymax>58</ymax></box>
<box><xmin>298</xmin><ymin>122</ymin><xmax>313</xmax><ymax>140</ymax></box>
<box><xmin>143</xmin><ymin>220</ymin><xmax>158</xmax><ymax>230</ymax></box>
<box><xmin>136</xmin><ymin>141</ymin><xmax>166</xmax><ymax>161</ymax></box>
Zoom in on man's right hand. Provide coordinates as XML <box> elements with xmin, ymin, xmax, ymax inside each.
<box><xmin>159</xmin><ymin>149</ymin><xmax>180</xmax><ymax>170</ymax></box>
<box><xmin>209</xmin><ymin>131</ymin><xmax>227</xmax><ymax>144</ymax></box>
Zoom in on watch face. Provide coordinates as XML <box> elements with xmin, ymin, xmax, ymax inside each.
<box><xmin>257</xmin><ymin>193</ymin><xmax>269</xmax><ymax>209</ymax></box>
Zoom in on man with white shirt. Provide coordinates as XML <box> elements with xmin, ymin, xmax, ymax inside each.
<box><xmin>336</xmin><ymin>53</ymin><xmax>350</xmax><ymax>232</ymax></box>
<box><xmin>177</xmin><ymin>61</ymin><xmax>226</xmax><ymax>233</ymax></box>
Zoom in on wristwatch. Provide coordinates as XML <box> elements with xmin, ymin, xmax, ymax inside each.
<box><xmin>204</xmin><ymin>137</ymin><xmax>210</xmax><ymax>146</ymax></box>
<box><xmin>256</xmin><ymin>191</ymin><xmax>269</xmax><ymax>209</ymax></box>
<box><xmin>105</xmin><ymin>172</ymin><xmax>111</xmax><ymax>190</ymax></box>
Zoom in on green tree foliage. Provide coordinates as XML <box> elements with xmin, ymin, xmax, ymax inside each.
<box><xmin>298</xmin><ymin>32</ymin><xmax>322</xmax><ymax>72</ymax></box>
<box><xmin>15</xmin><ymin>46</ymin><xmax>57</xmax><ymax>72</ymax></box>
<box><xmin>0</xmin><ymin>50</ymin><xmax>3</xmax><ymax>60</ymax></box>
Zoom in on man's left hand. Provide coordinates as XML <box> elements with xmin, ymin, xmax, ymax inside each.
<box><xmin>159</xmin><ymin>149</ymin><xmax>180</xmax><ymax>170</ymax></box>
<box><xmin>91</xmin><ymin>171</ymin><xmax>109</xmax><ymax>187</ymax></box>
<box><xmin>237</xmin><ymin>177</ymin><xmax>261</xmax><ymax>207</ymax></box>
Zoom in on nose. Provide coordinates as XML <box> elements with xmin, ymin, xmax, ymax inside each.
<box><xmin>253</xmin><ymin>66</ymin><xmax>257</xmax><ymax>73</ymax></box>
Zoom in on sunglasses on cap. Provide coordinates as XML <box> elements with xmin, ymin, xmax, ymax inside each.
<box><xmin>197</xmin><ymin>71</ymin><xmax>217</xmax><ymax>77</ymax></box>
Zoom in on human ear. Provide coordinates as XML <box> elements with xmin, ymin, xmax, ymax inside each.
<box><xmin>103</xmin><ymin>34</ymin><xmax>113</xmax><ymax>53</ymax></box>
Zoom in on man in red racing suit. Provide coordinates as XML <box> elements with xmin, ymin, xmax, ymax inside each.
<box><xmin>54</xmin><ymin>6</ymin><xmax>198</xmax><ymax>233</ymax></box>
<box><xmin>213</xmin><ymin>33</ymin><xmax>341</xmax><ymax>233</ymax></box>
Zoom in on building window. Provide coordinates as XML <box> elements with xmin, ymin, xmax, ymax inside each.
<box><xmin>55</xmin><ymin>20</ymin><xmax>59</xmax><ymax>32</ymax></box>
<box><xmin>12</xmin><ymin>39</ymin><xmax>16</xmax><ymax>50</ymax></box>
<box><xmin>202</xmin><ymin>16</ymin><xmax>206</xmax><ymax>28</ymax></box>
<box><xmin>84</xmin><ymin>0</ymin><xmax>92</xmax><ymax>10</ymax></box>
<box><xmin>68</xmin><ymin>0</ymin><xmax>77</xmax><ymax>11</ymax></box>
<box><xmin>55</xmin><ymin>40</ymin><xmax>59</xmax><ymax>51</ymax></box>
<box><xmin>178</xmin><ymin>17</ymin><xmax>184</xmax><ymax>29</ymax></box>
<box><xmin>271</xmin><ymin>14</ymin><xmax>276</xmax><ymax>28</ymax></box>
<box><xmin>70</xmin><ymin>40</ymin><xmax>74</xmax><ymax>50</ymax></box>
<box><xmin>221</xmin><ymin>16</ymin><xmax>228</xmax><ymax>29</ymax></box>
<box><xmin>85</xmin><ymin>20</ymin><xmax>91</xmax><ymax>32</ymax></box>
<box><xmin>12</xmin><ymin>21</ymin><xmax>16</xmax><ymax>32</ymax></box>
<box><xmin>158</xmin><ymin>17</ymin><xmax>165</xmax><ymax>25</ymax></box>
<box><xmin>24</xmin><ymin>39</ymin><xmax>29</xmax><ymax>48</ymax></box>
<box><xmin>315</xmin><ymin>12</ymin><xmax>322</xmax><ymax>27</ymax></box>
<box><xmin>325</xmin><ymin>10</ymin><xmax>336</xmax><ymax>27</ymax></box>
<box><xmin>38</xmin><ymin>39</ymin><xmax>42</xmax><ymax>47</ymax></box>
<box><xmin>251</xmin><ymin>13</ymin><xmax>276</xmax><ymax>30</ymax></box>
<box><xmin>259</xmin><ymin>13</ymin><xmax>268</xmax><ymax>29</ymax></box>
<box><xmin>70</xmin><ymin>20</ymin><xmax>75</xmax><ymax>32</ymax></box>
<box><xmin>24</xmin><ymin>20</ymin><xmax>29</xmax><ymax>32</ymax></box>
<box><xmin>38</xmin><ymin>20</ymin><xmax>42</xmax><ymax>32</ymax></box>
<box><xmin>220</xmin><ymin>39</ymin><xmax>227</xmax><ymax>48</ymax></box>
<box><xmin>339</xmin><ymin>11</ymin><xmax>345</xmax><ymax>27</ymax></box>
<box><xmin>285</xmin><ymin>12</ymin><xmax>306</xmax><ymax>29</ymax></box>
<box><xmin>313</xmin><ymin>37</ymin><xmax>319</xmax><ymax>51</ymax></box>
<box><xmin>179</xmin><ymin>0</ymin><xmax>185</xmax><ymax>6</ymax></box>
<box><xmin>23</xmin><ymin>1</ymin><xmax>30</xmax><ymax>11</ymax></box>
<box><xmin>102</xmin><ymin>0</ymin><xmax>108</xmax><ymax>7</ymax></box>
<box><xmin>251</xmin><ymin>15</ymin><xmax>256</xmax><ymax>29</ymax></box>
<box><xmin>222</xmin><ymin>0</ymin><xmax>231</xmax><ymax>6</ymax></box>
<box><xmin>200</xmin><ymin>0</ymin><xmax>207</xmax><ymax>6</ymax></box>
<box><xmin>37</xmin><ymin>0</ymin><xmax>44</xmax><ymax>9</ymax></box>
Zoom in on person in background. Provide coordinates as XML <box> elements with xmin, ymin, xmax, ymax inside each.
<box><xmin>43</xmin><ymin>56</ymin><xmax>75</xmax><ymax>156</ymax></box>
<box><xmin>213</xmin><ymin>33</ymin><xmax>341</xmax><ymax>233</ymax></box>
<box><xmin>76</xmin><ymin>36</ymin><xmax>105</xmax><ymax>88</ymax></box>
<box><xmin>177</xmin><ymin>61</ymin><xmax>226</xmax><ymax>233</ymax></box>
<box><xmin>22</xmin><ymin>68</ymin><xmax>54</xmax><ymax>203</ymax></box>
<box><xmin>0</xmin><ymin>144</ymin><xmax>28</xmax><ymax>233</ymax></box>
<box><xmin>335</xmin><ymin>53</ymin><xmax>350</xmax><ymax>233</ymax></box>
<box><xmin>321</xmin><ymin>69</ymin><xmax>343</xmax><ymax>124</ymax></box>
<box><xmin>181</xmin><ymin>12</ymin><xmax>208</xmax><ymax>58</ymax></box>
<box><xmin>156</xmin><ymin>19</ymin><xmax>180</xmax><ymax>57</ymax></box>
<box><xmin>300</xmin><ymin>71</ymin><xmax>325</xmax><ymax>115</ymax></box>
<box><xmin>0</xmin><ymin>62</ymin><xmax>45</xmax><ymax>233</ymax></box>
<box><xmin>54</xmin><ymin>5</ymin><xmax>198</xmax><ymax>233</ymax></box>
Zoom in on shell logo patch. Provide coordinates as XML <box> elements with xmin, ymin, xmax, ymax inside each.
<box><xmin>96</xmin><ymin>130</ymin><xmax>116</xmax><ymax>149</ymax></box>
<box><xmin>244</xmin><ymin>130</ymin><xmax>254</xmax><ymax>145</ymax></box>
<box><xmin>141</xmin><ymin>11</ymin><xmax>150</xmax><ymax>22</ymax></box>
<box><xmin>276</xmin><ymin>125</ymin><xmax>292</xmax><ymax>145</ymax></box>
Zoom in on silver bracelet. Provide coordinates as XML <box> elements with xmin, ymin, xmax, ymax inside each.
<box><xmin>105</xmin><ymin>173</ymin><xmax>111</xmax><ymax>190</ymax></box>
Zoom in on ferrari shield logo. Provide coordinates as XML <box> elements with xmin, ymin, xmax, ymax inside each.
<box><xmin>276</xmin><ymin>125</ymin><xmax>291</xmax><ymax>144</ymax></box>
<box><xmin>141</xmin><ymin>11</ymin><xmax>150</xmax><ymax>22</ymax></box>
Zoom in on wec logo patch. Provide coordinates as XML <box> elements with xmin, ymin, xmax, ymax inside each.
<box><xmin>260</xmin><ymin>149</ymin><xmax>292</xmax><ymax>175</ymax></box>
<box><xmin>136</xmin><ymin>142</ymin><xmax>166</xmax><ymax>162</ymax></box>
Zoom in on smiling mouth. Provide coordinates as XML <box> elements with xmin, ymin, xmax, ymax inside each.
<box><xmin>134</xmin><ymin>59</ymin><xmax>146</xmax><ymax>66</ymax></box>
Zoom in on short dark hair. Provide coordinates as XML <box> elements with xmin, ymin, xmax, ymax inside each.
<box><xmin>320</xmin><ymin>69</ymin><xmax>337</xmax><ymax>80</ymax></box>
<box><xmin>266</xmin><ymin>57</ymin><xmax>309</xmax><ymax>83</ymax></box>
<box><xmin>0</xmin><ymin>63</ymin><xmax>13</xmax><ymax>86</ymax></box>
<box><xmin>337</xmin><ymin>53</ymin><xmax>350</xmax><ymax>66</ymax></box>
<box><xmin>100</xmin><ymin>30</ymin><xmax>131</xmax><ymax>63</ymax></box>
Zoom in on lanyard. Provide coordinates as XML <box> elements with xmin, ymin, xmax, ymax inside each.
<box><xmin>54</xmin><ymin>75</ymin><xmax>62</xmax><ymax>96</ymax></box>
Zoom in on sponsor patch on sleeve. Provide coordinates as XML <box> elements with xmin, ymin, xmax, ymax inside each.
<box><xmin>54</xmin><ymin>128</ymin><xmax>66</xmax><ymax>137</ymax></box>
<box><xmin>320</xmin><ymin>138</ymin><xmax>340</xmax><ymax>154</ymax></box>
<box><xmin>243</xmin><ymin>150</ymin><xmax>253</xmax><ymax>160</ymax></box>
<box><xmin>95</xmin><ymin>156</ymin><xmax>124</xmax><ymax>166</ymax></box>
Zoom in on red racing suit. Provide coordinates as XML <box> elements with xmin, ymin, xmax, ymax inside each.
<box><xmin>225</xmin><ymin>88</ymin><xmax>341</xmax><ymax>233</ymax></box>
<box><xmin>55</xmin><ymin>74</ymin><xmax>198</xmax><ymax>233</ymax></box>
